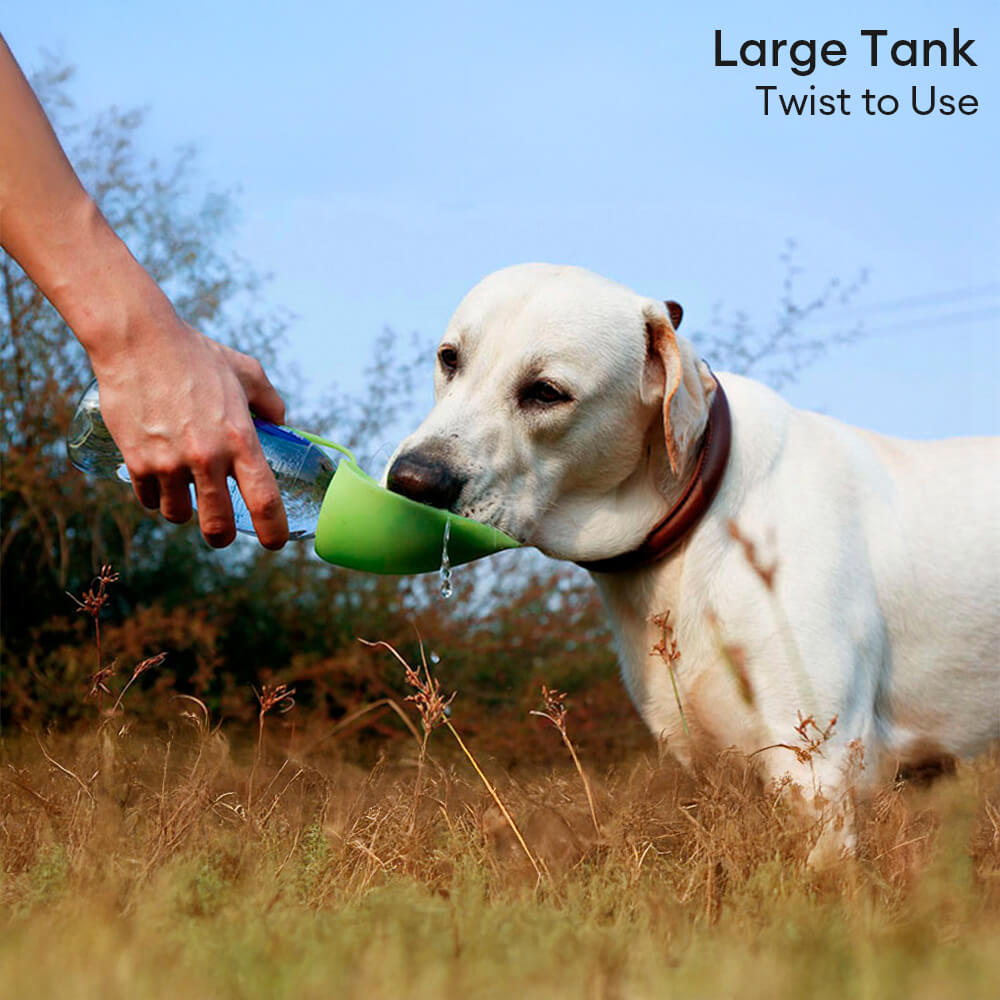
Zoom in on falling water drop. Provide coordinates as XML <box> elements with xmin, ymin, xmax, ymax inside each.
<box><xmin>430</xmin><ymin>651</ymin><xmax>441</xmax><ymax>665</ymax></box>
<box><xmin>439</xmin><ymin>519</ymin><xmax>453</xmax><ymax>599</ymax></box>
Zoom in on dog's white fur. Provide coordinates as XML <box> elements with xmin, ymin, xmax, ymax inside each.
<box><xmin>390</xmin><ymin>263</ymin><xmax>1000</xmax><ymax>864</ymax></box>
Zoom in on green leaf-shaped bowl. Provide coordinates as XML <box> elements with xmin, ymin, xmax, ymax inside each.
<box><xmin>296</xmin><ymin>429</ymin><xmax>520</xmax><ymax>575</ymax></box>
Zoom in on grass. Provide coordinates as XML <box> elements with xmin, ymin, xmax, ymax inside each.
<box><xmin>2</xmin><ymin>571</ymin><xmax>998</xmax><ymax>998</ymax></box>
<box><xmin>1</xmin><ymin>705</ymin><xmax>998</xmax><ymax>999</ymax></box>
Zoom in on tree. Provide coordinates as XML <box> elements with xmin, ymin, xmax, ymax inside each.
<box><xmin>2</xmin><ymin>57</ymin><xmax>282</xmax><ymax>593</ymax></box>
<box><xmin>1</xmin><ymin>58</ymin><xmax>867</xmax><ymax>754</ymax></box>
<box><xmin>0</xmin><ymin>57</ymin><xmax>607</xmax><ymax>741</ymax></box>
<box><xmin>690</xmin><ymin>239</ymin><xmax>867</xmax><ymax>389</ymax></box>
<box><xmin>1</xmin><ymin>57</ymin><xmax>297</xmax><ymax>719</ymax></box>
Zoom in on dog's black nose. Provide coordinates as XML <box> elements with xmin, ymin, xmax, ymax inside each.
<box><xmin>387</xmin><ymin>451</ymin><xmax>467</xmax><ymax>510</ymax></box>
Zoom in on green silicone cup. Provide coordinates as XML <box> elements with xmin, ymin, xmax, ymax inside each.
<box><xmin>294</xmin><ymin>429</ymin><xmax>521</xmax><ymax>575</ymax></box>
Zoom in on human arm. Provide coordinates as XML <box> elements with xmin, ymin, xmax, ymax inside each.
<box><xmin>0</xmin><ymin>35</ymin><xmax>288</xmax><ymax>548</ymax></box>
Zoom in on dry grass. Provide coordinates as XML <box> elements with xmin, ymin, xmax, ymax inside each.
<box><xmin>1</xmin><ymin>688</ymin><xmax>998</xmax><ymax>999</ymax></box>
<box><xmin>2</xmin><ymin>570</ymin><xmax>998</xmax><ymax>998</ymax></box>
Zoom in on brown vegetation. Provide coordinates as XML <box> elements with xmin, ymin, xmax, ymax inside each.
<box><xmin>2</xmin><ymin>685</ymin><xmax>998</xmax><ymax>998</ymax></box>
<box><xmin>2</xmin><ymin>590</ymin><xmax>999</xmax><ymax>997</ymax></box>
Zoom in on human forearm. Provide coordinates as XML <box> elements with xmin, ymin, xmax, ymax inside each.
<box><xmin>0</xmin><ymin>34</ymin><xmax>289</xmax><ymax>549</ymax></box>
<box><xmin>0</xmin><ymin>35</ymin><xmax>176</xmax><ymax>363</ymax></box>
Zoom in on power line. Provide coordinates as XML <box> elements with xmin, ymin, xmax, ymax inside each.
<box><xmin>864</xmin><ymin>306</ymin><xmax>1000</xmax><ymax>338</ymax></box>
<box><xmin>812</xmin><ymin>282</ymin><xmax>1000</xmax><ymax>323</ymax></box>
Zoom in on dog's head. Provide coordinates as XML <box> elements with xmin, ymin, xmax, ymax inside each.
<box><xmin>385</xmin><ymin>263</ymin><xmax>717</xmax><ymax>562</ymax></box>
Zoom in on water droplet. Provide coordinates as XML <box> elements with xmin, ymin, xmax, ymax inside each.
<box><xmin>439</xmin><ymin>519</ymin><xmax>453</xmax><ymax>599</ymax></box>
<box><xmin>430</xmin><ymin>651</ymin><xmax>441</xmax><ymax>664</ymax></box>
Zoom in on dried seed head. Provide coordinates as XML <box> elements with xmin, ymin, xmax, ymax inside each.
<box><xmin>791</xmin><ymin>712</ymin><xmax>838</xmax><ymax>763</ymax></box>
<box><xmin>68</xmin><ymin>564</ymin><xmax>120</xmax><ymax>619</ymax></box>
<box><xmin>255</xmin><ymin>682</ymin><xmax>297</xmax><ymax>717</ymax></box>
<box><xmin>86</xmin><ymin>662</ymin><xmax>117</xmax><ymax>700</ymax></box>
<box><xmin>403</xmin><ymin>659</ymin><xmax>456</xmax><ymax>734</ymax></box>
<box><xmin>531</xmin><ymin>684</ymin><xmax>569</xmax><ymax>734</ymax></box>
<box><xmin>357</xmin><ymin>638</ymin><xmax>457</xmax><ymax>735</ymax></box>
<box><xmin>131</xmin><ymin>652</ymin><xmax>167</xmax><ymax>682</ymax></box>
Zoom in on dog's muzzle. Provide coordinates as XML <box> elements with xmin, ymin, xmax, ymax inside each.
<box><xmin>386</xmin><ymin>451</ymin><xmax>468</xmax><ymax>511</ymax></box>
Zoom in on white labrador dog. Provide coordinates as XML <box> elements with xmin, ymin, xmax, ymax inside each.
<box><xmin>386</xmin><ymin>263</ymin><xmax>1000</xmax><ymax>864</ymax></box>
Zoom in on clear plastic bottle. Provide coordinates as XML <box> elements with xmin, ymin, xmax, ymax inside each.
<box><xmin>67</xmin><ymin>378</ymin><xmax>338</xmax><ymax>540</ymax></box>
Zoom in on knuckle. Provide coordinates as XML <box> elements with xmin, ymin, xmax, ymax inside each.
<box><xmin>129</xmin><ymin>461</ymin><xmax>155</xmax><ymax>481</ymax></box>
<box><xmin>225</xmin><ymin>423</ymin><xmax>257</xmax><ymax>455</ymax></box>
<box><xmin>186</xmin><ymin>447</ymin><xmax>214</xmax><ymax>471</ymax></box>
<box><xmin>193</xmin><ymin>482</ymin><xmax>224</xmax><ymax>508</ymax></box>
<box><xmin>250</xmin><ymin>492</ymin><xmax>285</xmax><ymax>523</ymax></box>
<box><xmin>190</xmin><ymin>442</ymin><xmax>230</xmax><ymax>471</ymax></box>
<box><xmin>161</xmin><ymin>462</ymin><xmax>187</xmax><ymax>480</ymax></box>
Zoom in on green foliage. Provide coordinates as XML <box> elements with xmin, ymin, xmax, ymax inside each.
<box><xmin>173</xmin><ymin>856</ymin><xmax>229</xmax><ymax>918</ymax></box>
<box><xmin>297</xmin><ymin>821</ymin><xmax>331</xmax><ymax>902</ymax></box>
<box><xmin>25</xmin><ymin>844</ymin><xmax>70</xmax><ymax>909</ymax></box>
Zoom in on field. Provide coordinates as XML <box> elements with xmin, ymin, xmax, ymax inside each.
<box><xmin>3</xmin><ymin>43</ymin><xmax>997</xmax><ymax>1000</ymax></box>
<box><xmin>3</xmin><ymin>653</ymin><xmax>999</xmax><ymax>1000</ymax></box>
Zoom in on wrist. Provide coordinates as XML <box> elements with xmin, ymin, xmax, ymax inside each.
<box><xmin>52</xmin><ymin>198</ymin><xmax>185</xmax><ymax>371</ymax></box>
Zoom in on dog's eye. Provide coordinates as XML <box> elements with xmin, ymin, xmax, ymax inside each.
<box><xmin>520</xmin><ymin>379</ymin><xmax>573</xmax><ymax>407</ymax></box>
<box><xmin>437</xmin><ymin>345</ymin><xmax>459</xmax><ymax>375</ymax></box>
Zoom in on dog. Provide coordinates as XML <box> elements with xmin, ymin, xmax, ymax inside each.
<box><xmin>385</xmin><ymin>263</ymin><xmax>1000</xmax><ymax>865</ymax></box>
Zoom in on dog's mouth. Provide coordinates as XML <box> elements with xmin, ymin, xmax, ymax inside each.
<box><xmin>460</xmin><ymin>503</ymin><xmax>526</xmax><ymax>546</ymax></box>
<box><xmin>384</xmin><ymin>448</ymin><xmax>535</xmax><ymax>548</ymax></box>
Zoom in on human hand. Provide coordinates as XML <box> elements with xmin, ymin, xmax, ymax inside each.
<box><xmin>91</xmin><ymin>310</ymin><xmax>290</xmax><ymax>549</ymax></box>
<box><xmin>0</xmin><ymin>37</ymin><xmax>288</xmax><ymax>549</ymax></box>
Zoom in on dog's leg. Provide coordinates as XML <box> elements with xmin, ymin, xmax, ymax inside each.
<box><xmin>805</xmin><ymin>785</ymin><xmax>858</xmax><ymax>871</ymax></box>
<box><xmin>758</xmin><ymin>741</ymin><xmax>869</xmax><ymax>870</ymax></box>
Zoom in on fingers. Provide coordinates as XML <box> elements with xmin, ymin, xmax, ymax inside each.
<box><xmin>130</xmin><ymin>473</ymin><xmax>160</xmax><ymax>511</ymax></box>
<box><xmin>231</xmin><ymin>444</ymin><xmax>289</xmax><ymax>550</ymax></box>
<box><xmin>126</xmin><ymin>462</ymin><xmax>192</xmax><ymax>524</ymax></box>
<box><xmin>191</xmin><ymin>462</ymin><xmax>238</xmax><ymax>549</ymax></box>
<box><xmin>194</xmin><ymin>350</ymin><xmax>285</xmax><ymax>546</ymax></box>
<box><xmin>157</xmin><ymin>469</ymin><xmax>194</xmax><ymax>524</ymax></box>
<box><xmin>191</xmin><ymin>426</ymin><xmax>289</xmax><ymax>550</ymax></box>
<box><xmin>227</xmin><ymin>354</ymin><xmax>290</xmax><ymax>548</ymax></box>
<box><xmin>130</xmin><ymin>458</ymin><xmax>232</xmax><ymax>543</ymax></box>
<box><xmin>101</xmin><ymin>334</ymin><xmax>289</xmax><ymax>550</ymax></box>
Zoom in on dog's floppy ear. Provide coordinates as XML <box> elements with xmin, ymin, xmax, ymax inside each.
<box><xmin>642</xmin><ymin>302</ymin><xmax>716</xmax><ymax>476</ymax></box>
<box><xmin>665</xmin><ymin>300</ymin><xmax>683</xmax><ymax>330</ymax></box>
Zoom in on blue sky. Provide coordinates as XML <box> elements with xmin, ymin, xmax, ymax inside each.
<box><xmin>6</xmin><ymin>1</ymin><xmax>998</xmax><ymax>441</ymax></box>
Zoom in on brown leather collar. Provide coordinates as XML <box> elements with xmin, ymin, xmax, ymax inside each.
<box><xmin>576</xmin><ymin>380</ymin><xmax>732</xmax><ymax>574</ymax></box>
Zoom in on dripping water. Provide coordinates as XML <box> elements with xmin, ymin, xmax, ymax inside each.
<box><xmin>439</xmin><ymin>519</ymin><xmax>453</xmax><ymax>599</ymax></box>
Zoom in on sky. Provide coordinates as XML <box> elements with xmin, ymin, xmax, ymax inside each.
<box><xmin>5</xmin><ymin>1</ymin><xmax>998</xmax><ymax>443</ymax></box>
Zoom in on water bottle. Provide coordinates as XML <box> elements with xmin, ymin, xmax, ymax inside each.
<box><xmin>67</xmin><ymin>378</ymin><xmax>338</xmax><ymax>540</ymax></box>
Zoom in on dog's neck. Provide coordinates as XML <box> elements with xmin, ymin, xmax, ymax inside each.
<box><xmin>575</xmin><ymin>384</ymin><xmax>731</xmax><ymax>574</ymax></box>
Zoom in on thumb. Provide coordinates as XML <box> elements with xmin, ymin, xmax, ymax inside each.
<box><xmin>248</xmin><ymin>378</ymin><xmax>286</xmax><ymax>425</ymax></box>
<box><xmin>233</xmin><ymin>352</ymin><xmax>286</xmax><ymax>425</ymax></box>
